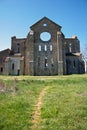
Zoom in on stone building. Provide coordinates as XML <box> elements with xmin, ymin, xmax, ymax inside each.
<box><xmin>0</xmin><ymin>17</ymin><xmax>85</xmax><ymax>75</ymax></box>
<box><xmin>0</xmin><ymin>49</ymin><xmax>11</xmax><ymax>75</ymax></box>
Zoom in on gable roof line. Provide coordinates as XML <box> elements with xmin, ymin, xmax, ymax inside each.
<box><xmin>0</xmin><ymin>48</ymin><xmax>11</xmax><ymax>53</ymax></box>
<box><xmin>30</xmin><ymin>16</ymin><xmax>62</xmax><ymax>29</ymax></box>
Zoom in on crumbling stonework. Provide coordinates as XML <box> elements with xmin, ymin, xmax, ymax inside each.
<box><xmin>0</xmin><ymin>17</ymin><xmax>85</xmax><ymax>75</ymax></box>
<box><xmin>0</xmin><ymin>49</ymin><xmax>11</xmax><ymax>75</ymax></box>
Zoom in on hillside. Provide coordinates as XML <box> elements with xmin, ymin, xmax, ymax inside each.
<box><xmin>0</xmin><ymin>75</ymin><xmax>87</xmax><ymax>130</ymax></box>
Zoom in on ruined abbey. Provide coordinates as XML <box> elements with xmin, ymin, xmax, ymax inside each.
<box><xmin>0</xmin><ymin>17</ymin><xmax>85</xmax><ymax>75</ymax></box>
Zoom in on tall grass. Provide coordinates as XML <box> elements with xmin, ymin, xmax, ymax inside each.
<box><xmin>0</xmin><ymin>79</ymin><xmax>45</xmax><ymax>130</ymax></box>
<box><xmin>0</xmin><ymin>75</ymin><xmax>87</xmax><ymax>130</ymax></box>
<box><xmin>40</xmin><ymin>77</ymin><xmax>87</xmax><ymax>130</ymax></box>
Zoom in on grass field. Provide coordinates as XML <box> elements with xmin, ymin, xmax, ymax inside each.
<box><xmin>0</xmin><ymin>74</ymin><xmax>87</xmax><ymax>130</ymax></box>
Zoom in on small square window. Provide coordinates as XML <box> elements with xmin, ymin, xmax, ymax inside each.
<box><xmin>17</xmin><ymin>43</ymin><xmax>20</xmax><ymax>46</ymax></box>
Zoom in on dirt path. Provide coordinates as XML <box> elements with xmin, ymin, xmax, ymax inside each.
<box><xmin>31</xmin><ymin>86</ymin><xmax>49</xmax><ymax>129</ymax></box>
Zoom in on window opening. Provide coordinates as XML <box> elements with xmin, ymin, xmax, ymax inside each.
<box><xmin>40</xmin><ymin>32</ymin><xmax>51</xmax><ymax>41</ymax></box>
<box><xmin>50</xmin><ymin>45</ymin><xmax>53</xmax><ymax>51</ymax></box>
<box><xmin>17</xmin><ymin>43</ymin><xmax>20</xmax><ymax>46</ymax></box>
<box><xmin>39</xmin><ymin>45</ymin><xmax>41</xmax><ymax>51</ymax></box>
<box><xmin>44</xmin><ymin>45</ymin><xmax>47</xmax><ymax>51</ymax></box>
<box><xmin>17</xmin><ymin>43</ymin><xmax>20</xmax><ymax>53</ymax></box>
<box><xmin>51</xmin><ymin>58</ymin><xmax>54</xmax><ymax>67</ymax></box>
<box><xmin>12</xmin><ymin>63</ymin><xmax>14</xmax><ymax>70</ymax></box>
<box><xmin>69</xmin><ymin>43</ymin><xmax>72</xmax><ymax>52</ymax></box>
<box><xmin>43</xmin><ymin>23</ymin><xmax>47</xmax><ymax>27</ymax></box>
<box><xmin>45</xmin><ymin>57</ymin><xmax>48</xmax><ymax>67</ymax></box>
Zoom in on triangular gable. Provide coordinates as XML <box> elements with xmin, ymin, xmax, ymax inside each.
<box><xmin>30</xmin><ymin>16</ymin><xmax>62</xmax><ymax>30</ymax></box>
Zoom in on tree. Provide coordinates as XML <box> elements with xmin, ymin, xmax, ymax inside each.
<box><xmin>82</xmin><ymin>44</ymin><xmax>87</xmax><ymax>73</ymax></box>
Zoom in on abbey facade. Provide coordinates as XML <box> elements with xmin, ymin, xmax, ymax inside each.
<box><xmin>0</xmin><ymin>17</ymin><xmax>85</xmax><ymax>75</ymax></box>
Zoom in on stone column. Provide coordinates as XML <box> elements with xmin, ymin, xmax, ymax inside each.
<box><xmin>25</xmin><ymin>30</ymin><xmax>35</xmax><ymax>75</ymax></box>
<box><xmin>57</xmin><ymin>31</ymin><xmax>63</xmax><ymax>75</ymax></box>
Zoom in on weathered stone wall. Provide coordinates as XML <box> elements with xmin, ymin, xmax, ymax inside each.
<box><xmin>5</xmin><ymin>55</ymin><xmax>24</xmax><ymax>75</ymax></box>
<box><xmin>0</xmin><ymin>49</ymin><xmax>11</xmax><ymax>75</ymax></box>
<box><xmin>28</xmin><ymin>17</ymin><xmax>64</xmax><ymax>76</ymax></box>
<box><xmin>24</xmin><ymin>17</ymin><xmax>84</xmax><ymax>76</ymax></box>
<box><xmin>65</xmin><ymin>36</ymin><xmax>80</xmax><ymax>54</ymax></box>
<box><xmin>66</xmin><ymin>54</ymin><xmax>85</xmax><ymax>74</ymax></box>
<box><xmin>11</xmin><ymin>36</ymin><xmax>26</xmax><ymax>55</ymax></box>
<box><xmin>24</xmin><ymin>31</ymin><xmax>35</xmax><ymax>75</ymax></box>
<box><xmin>0</xmin><ymin>17</ymin><xmax>85</xmax><ymax>76</ymax></box>
<box><xmin>66</xmin><ymin>55</ymin><xmax>79</xmax><ymax>74</ymax></box>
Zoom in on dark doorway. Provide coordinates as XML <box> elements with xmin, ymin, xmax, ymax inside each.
<box><xmin>0</xmin><ymin>67</ymin><xmax>3</xmax><ymax>74</ymax></box>
<box><xmin>1</xmin><ymin>67</ymin><xmax>3</xmax><ymax>72</ymax></box>
<box><xmin>17</xmin><ymin>69</ymin><xmax>20</xmax><ymax>76</ymax></box>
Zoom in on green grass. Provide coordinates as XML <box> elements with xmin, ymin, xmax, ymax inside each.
<box><xmin>40</xmin><ymin>77</ymin><xmax>87</xmax><ymax>130</ymax></box>
<box><xmin>0</xmin><ymin>79</ymin><xmax>46</xmax><ymax>130</ymax></box>
<box><xmin>0</xmin><ymin>74</ymin><xmax>87</xmax><ymax>130</ymax></box>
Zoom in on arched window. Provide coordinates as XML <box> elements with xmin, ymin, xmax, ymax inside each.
<box><xmin>69</xmin><ymin>43</ymin><xmax>72</xmax><ymax>52</ymax></box>
<box><xmin>50</xmin><ymin>45</ymin><xmax>53</xmax><ymax>51</ymax></box>
<box><xmin>39</xmin><ymin>45</ymin><xmax>41</xmax><ymax>51</ymax></box>
<box><xmin>44</xmin><ymin>45</ymin><xmax>47</xmax><ymax>51</ymax></box>
<box><xmin>17</xmin><ymin>43</ymin><xmax>20</xmax><ymax>53</ymax></box>
<box><xmin>51</xmin><ymin>58</ymin><xmax>54</xmax><ymax>67</ymax></box>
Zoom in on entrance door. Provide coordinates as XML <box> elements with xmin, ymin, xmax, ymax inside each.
<box><xmin>17</xmin><ymin>69</ymin><xmax>20</xmax><ymax>76</ymax></box>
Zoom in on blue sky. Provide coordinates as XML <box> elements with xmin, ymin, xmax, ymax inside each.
<box><xmin>0</xmin><ymin>0</ymin><xmax>87</xmax><ymax>52</ymax></box>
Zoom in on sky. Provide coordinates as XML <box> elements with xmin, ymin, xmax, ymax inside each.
<box><xmin>0</xmin><ymin>0</ymin><xmax>87</xmax><ymax>52</ymax></box>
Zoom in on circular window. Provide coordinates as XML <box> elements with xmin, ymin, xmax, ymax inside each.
<box><xmin>40</xmin><ymin>32</ymin><xmax>51</xmax><ymax>41</ymax></box>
